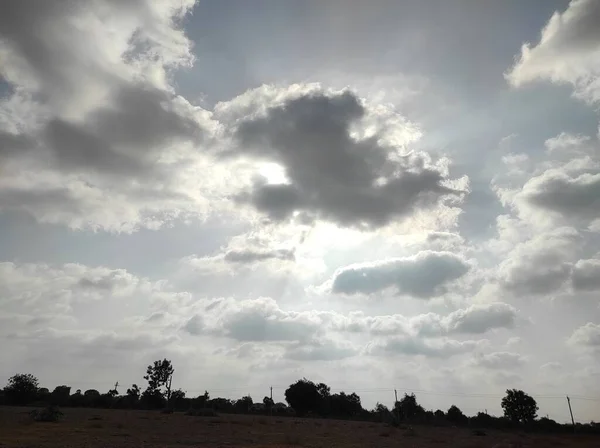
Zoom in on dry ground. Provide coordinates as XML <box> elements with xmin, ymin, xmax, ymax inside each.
<box><xmin>0</xmin><ymin>406</ymin><xmax>597</xmax><ymax>448</ymax></box>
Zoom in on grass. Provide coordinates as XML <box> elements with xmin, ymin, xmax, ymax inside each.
<box><xmin>0</xmin><ymin>406</ymin><xmax>597</xmax><ymax>448</ymax></box>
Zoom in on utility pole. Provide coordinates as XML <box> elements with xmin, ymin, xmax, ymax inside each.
<box><xmin>566</xmin><ymin>396</ymin><xmax>575</xmax><ymax>432</ymax></box>
<box><xmin>114</xmin><ymin>381</ymin><xmax>119</xmax><ymax>392</ymax></box>
<box><xmin>394</xmin><ymin>389</ymin><xmax>399</xmax><ymax>423</ymax></box>
<box><xmin>270</xmin><ymin>386</ymin><xmax>273</xmax><ymax>416</ymax></box>
<box><xmin>270</xmin><ymin>386</ymin><xmax>273</xmax><ymax>400</ymax></box>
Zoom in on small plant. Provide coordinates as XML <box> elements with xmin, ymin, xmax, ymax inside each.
<box><xmin>472</xmin><ymin>429</ymin><xmax>487</xmax><ymax>436</ymax></box>
<box><xmin>29</xmin><ymin>405</ymin><xmax>63</xmax><ymax>422</ymax></box>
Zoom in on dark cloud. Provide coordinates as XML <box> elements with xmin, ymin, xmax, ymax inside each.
<box><xmin>228</xmin><ymin>89</ymin><xmax>466</xmax><ymax>229</ymax></box>
<box><xmin>183</xmin><ymin>315</ymin><xmax>204</xmax><ymax>335</ymax></box>
<box><xmin>330</xmin><ymin>251</ymin><xmax>471</xmax><ymax>298</ymax></box>
<box><xmin>571</xmin><ymin>259</ymin><xmax>600</xmax><ymax>291</ymax></box>
<box><xmin>370</xmin><ymin>336</ymin><xmax>484</xmax><ymax>358</ymax></box>
<box><xmin>43</xmin><ymin>85</ymin><xmax>204</xmax><ymax>178</ymax></box>
<box><xmin>522</xmin><ymin>170</ymin><xmax>600</xmax><ymax>224</ymax></box>
<box><xmin>224</xmin><ymin>248</ymin><xmax>295</xmax><ymax>263</ymax></box>
<box><xmin>443</xmin><ymin>303</ymin><xmax>518</xmax><ymax>334</ymax></box>
<box><xmin>213</xmin><ymin>298</ymin><xmax>322</xmax><ymax>343</ymax></box>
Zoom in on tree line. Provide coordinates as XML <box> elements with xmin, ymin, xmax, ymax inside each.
<box><xmin>2</xmin><ymin>359</ymin><xmax>599</xmax><ymax>434</ymax></box>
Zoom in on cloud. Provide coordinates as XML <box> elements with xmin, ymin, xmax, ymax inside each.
<box><xmin>370</xmin><ymin>336</ymin><xmax>486</xmax><ymax>358</ymax></box>
<box><xmin>190</xmin><ymin>297</ymin><xmax>324</xmax><ymax>343</ymax></box>
<box><xmin>497</xmin><ymin>227</ymin><xmax>581</xmax><ymax>295</ymax></box>
<box><xmin>333</xmin><ymin>302</ymin><xmax>518</xmax><ymax>337</ymax></box>
<box><xmin>328</xmin><ymin>251</ymin><xmax>471</xmax><ymax>298</ymax></box>
<box><xmin>471</xmin><ymin>351</ymin><xmax>527</xmax><ymax>369</ymax></box>
<box><xmin>568</xmin><ymin>322</ymin><xmax>600</xmax><ymax>348</ymax></box>
<box><xmin>0</xmin><ymin>0</ymin><xmax>225</xmax><ymax>232</ymax></box>
<box><xmin>284</xmin><ymin>340</ymin><xmax>359</xmax><ymax>361</ymax></box>
<box><xmin>0</xmin><ymin>262</ymin><xmax>151</xmax><ymax>313</ymax></box>
<box><xmin>520</xmin><ymin>168</ymin><xmax>600</xmax><ymax>226</ymax></box>
<box><xmin>571</xmin><ymin>259</ymin><xmax>600</xmax><ymax>291</ymax></box>
<box><xmin>506</xmin><ymin>0</ymin><xmax>600</xmax><ymax>103</ymax></box>
<box><xmin>217</xmin><ymin>85</ymin><xmax>468</xmax><ymax>230</ymax></box>
<box><xmin>224</xmin><ymin>248</ymin><xmax>295</xmax><ymax>263</ymax></box>
<box><xmin>441</xmin><ymin>303</ymin><xmax>519</xmax><ymax>334</ymax></box>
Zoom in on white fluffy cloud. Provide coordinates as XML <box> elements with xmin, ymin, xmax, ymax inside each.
<box><xmin>506</xmin><ymin>0</ymin><xmax>600</xmax><ymax>103</ymax></box>
<box><xmin>497</xmin><ymin>227</ymin><xmax>581</xmax><ymax>295</ymax></box>
<box><xmin>0</xmin><ymin>0</ymin><xmax>229</xmax><ymax>232</ymax></box>
<box><xmin>568</xmin><ymin>322</ymin><xmax>600</xmax><ymax>349</ymax></box>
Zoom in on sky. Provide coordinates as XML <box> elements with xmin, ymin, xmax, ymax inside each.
<box><xmin>1</xmin><ymin>0</ymin><xmax>600</xmax><ymax>423</ymax></box>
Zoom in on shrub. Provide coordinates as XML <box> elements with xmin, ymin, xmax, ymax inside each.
<box><xmin>29</xmin><ymin>405</ymin><xmax>64</xmax><ymax>422</ymax></box>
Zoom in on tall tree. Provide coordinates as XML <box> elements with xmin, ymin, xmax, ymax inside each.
<box><xmin>142</xmin><ymin>358</ymin><xmax>174</xmax><ymax>408</ymax></box>
<box><xmin>284</xmin><ymin>378</ymin><xmax>326</xmax><ymax>416</ymax></box>
<box><xmin>4</xmin><ymin>373</ymin><xmax>38</xmax><ymax>405</ymax></box>
<box><xmin>501</xmin><ymin>389</ymin><xmax>538</xmax><ymax>424</ymax></box>
<box><xmin>394</xmin><ymin>393</ymin><xmax>425</xmax><ymax>421</ymax></box>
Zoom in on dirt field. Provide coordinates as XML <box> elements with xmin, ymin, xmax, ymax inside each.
<box><xmin>0</xmin><ymin>406</ymin><xmax>597</xmax><ymax>448</ymax></box>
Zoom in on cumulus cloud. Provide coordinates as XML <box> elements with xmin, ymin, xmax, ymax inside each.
<box><xmin>506</xmin><ymin>0</ymin><xmax>600</xmax><ymax>103</ymax></box>
<box><xmin>370</xmin><ymin>336</ymin><xmax>486</xmax><ymax>358</ymax></box>
<box><xmin>0</xmin><ymin>262</ymin><xmax>153</xmax><ymax>316</ymax></box>
<box><xmin>328</xmin><ymin>251</ymin><xmax>471</xmax><ymax>298</ymax></box>
<box><xmin>216</xmin><ymin>85</ymin><xmax>468</xmax><ymax>230</ymax></box>
<box><xmin>284</xmin><ymin>340</ymin><xmax>359</xmax><ymax>361</ymax></box>
<box><xmin>0</xmin><ymin>0</ymin><xmax>225</xmax><ymax>232</ymax></box>
<box><xmin>441</xmin><ymin>303</ymin><xmax>519</xmax><ymax>334</ymax></box>
<box><xmin>497</xmin><ymin>227</ymin><xmax>581</xmax><ymax>295</ymax></box>
<box><xmin>471</xmin><ymin>351</ymin><xmax>527</xmax><ymax>369</ymax></box>
<box><xmin>331</xmin><ymin>302</ymin><xmax>519</xmax><ymax>337</ymax></box>
<box><xmin>571</xmin><ymin>259</ymin><xmax>600</xmax><ymax>291</ymax></box>
<box><xmin>568</xmin><ymin>322</ymin><xmax>600</xmax><ymax>348</ymax></box>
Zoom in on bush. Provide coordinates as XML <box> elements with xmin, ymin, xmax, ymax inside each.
<box><xmin>29</xmin><ymin>405</ymin><xmax>64</xmax><ymax>422</ymax></box>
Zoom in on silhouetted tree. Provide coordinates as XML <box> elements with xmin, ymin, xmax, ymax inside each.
<box><xmin>84</xmin><ymin>389</ymin><xmax>101</xmax><ymax>407</ymax></box>
<box><xmin>4</xmin><ymin>373</ymin><xmax>38</xmax><ymax>405</ymax></box>
<box><xmin>170</xmin><ymin>389</ymin><xmax>186</xmax><ymax>409</ymax></box>
<box><xmin>51</xmin><ymin>385</ymin><xmax>71</xmax><ymax>406</ymax></box>
<box><xmin>394</xmin><ymin>393</ymin><xmax>425</xmax><ymax>421</ymax></box>
<box><xmin>447</xmin><ymin>405</ymin><xmax>468</xmax><ymax>425</ymax></box>
<box><xmin>284</xmin><ymin>378</ymin><xmax>323</xmax><ymax>416</ymax></box>
<box><xmin>37</xmin><ymin>387</ymin><xmax>51</xmax><ymax>403</ymax></box>
<box><xmin>235</xmin><ymin>395</ymin><xmax>253</xmax><ymax>413</ymax></box>
<box><xmin>142</xmin><ymin>358</ymin><xmax>174</xmax><ymax>409</ymax></box>
<box><xmin>330</xmin><ymin>392</ymin><xmax>363</xmax><ymax>418</ymax></box>
<box><xmin>69</xmin><ymin>389</ymin><xmax>86</xmax><ymax>407</ymax></box>
<box><xmin>193</xmin><ymin>390</ymin><xmax>210</xmax><ymax>409</ymax></box>
<box><xmin>434</xmin><ymin>409</ymin><xmax>445</xmax><ymax>419</ymax></box>
<box><xmin>501</xmin><ymin>389</ymin><xmax>538</xmax><ymax>424</ymax></box>
<box><xmin>263</xmin><ymin>396</ymin><xmax>274</xmax><ymax>412</ymax></box>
